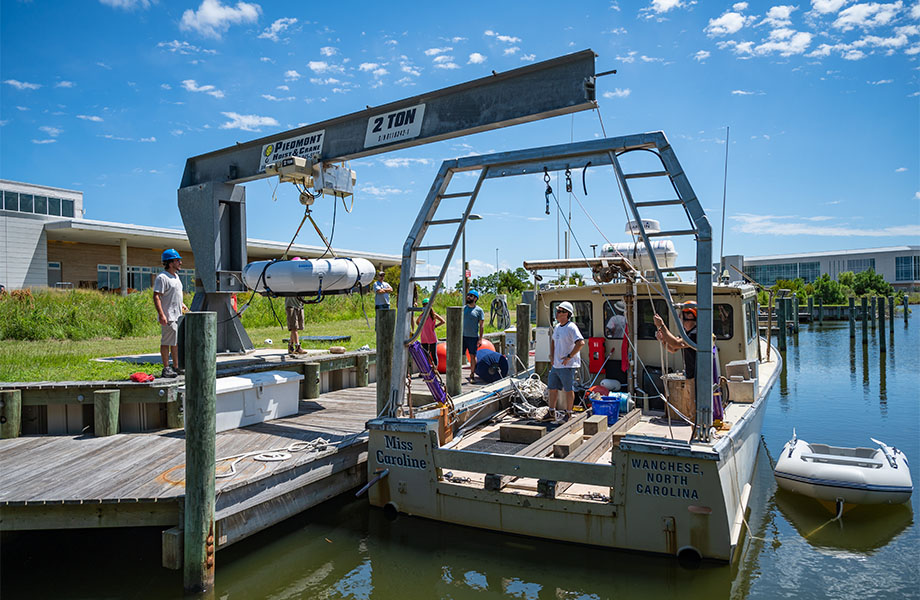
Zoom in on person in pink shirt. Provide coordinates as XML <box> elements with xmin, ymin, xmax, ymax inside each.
<box><xmin>416</xmin><ymin>297</ymin><xmax>446</xmax><ymax>367</ymax></box>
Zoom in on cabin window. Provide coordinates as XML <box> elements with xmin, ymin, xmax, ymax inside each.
<box><xmin>637</xmin><ymin>299</ymin><xmax>668</xmax><ymax>340</ymax></box>
<box><xmin>602</xmin><ymin>299</ymin><xmax>628</xmax><ymax>339</ymax></box>
<box><xmin>714</xmin><ymin>303</ymin><xmax>733</xmax><ymax>340</ymax></box>
<box><xmin>744</xmin><ymin>299</ymin><xmax>757</xmax><ymax>342</ymax></box>
<box><xmin>550</xmin><ymin>300</ymin><xmax>593</xmax><ymax>339</ymax></box>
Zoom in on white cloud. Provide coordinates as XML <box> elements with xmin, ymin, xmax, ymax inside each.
<box><xmin>308</xmin><ymin>60</ymin><xmax>343</xmax><ymax>73</ymax></box>
<box><xmin>401</xmin><ymin>60</ymin><xmax>421</xmax><ymax>77</ymax></box>
<box><xmin>284</xmin><ymin>70</ymin><xmax>301</xmax><ymax>80</ymax></box>
<box><xmin>640</xmin><ymin>54</ymin><xmax>664</xmax><ymax>62</ymax></box>
<box><xmin>320</xmin><ymin>46</ymin><xmax>337</xmax><ymax>56</ymax></box>
<box><xmin>157</xmin><ymin>40</ymin><xmax>217</xmax><ymax>55</ymax></box>
<box><xmin>180</xmin><ymin>0</ymin><xmax>261</xmax><ymax>39</ymax></box>
<box><xmin>359</xmin><ymin>62</ymin><xmax>380</xmax><ymax>71</ymax></box>
<box><xmin>139</xmin><ymin>136</ymin><xmax>156</xmax><ymax>142</ymax></box>
<box><xmin>161</xmin><ymin>83</ymin><xmax>172</xmax><ymax>90</ymax></box>
<box><xmin>731</xmin><ymin>212</ymin><xmax>920</xmax><ymax>236</ymax></box>
<box><xmin>521</xmin><ymin>53</ymin><xmax>536</xmax><ymax>61</ymax></box>
<box><xmin>895</xmin><ymin>166</ymin><xmax>907</xmax><ymax>171</ymax></box>
<box><xmin>277</xmin><ymin>84</ymin><xmax>289</xmax><ymax>91</ymax></box>
<box><xmin>380</xmin><ymin>158</ymin><xmax>433</xmax><ymax>168</ymax></box>
<box><xmin>811</xmin><ymin>0</ymin><xmax>850</xmax><ymax>13</ymax></box>
<box><xmin>912</xmin><ymin>0</ymin><xmax>920</xmax><ymax>17</ymax></box>
<box><xmin>96</xmin><ymin>62</ymin><xmax>111</xmax><ymax>69</ymax></box>
<box><xmin>706</xmin><ymin>11</ymin><xmax>756</xmax><ymax>36</ymax></box>
<box><xmin>468</xmin><ymin>52</ymin><xmax>486</xmax><ymax>64</ymax></box>
<box><xmin>755</xmin><ymin>31</ymin><xmax>813</xmax><ymax>55</ymax></box>
<box><xmin>310</xmin><ymin>77</ymin><xmax>341</xmax><ymax>85</ymax></box>
<box><xmin>504</xmin><ymin>46</ymin><xmax>520</xmax><ymax>55</ymax></box>
<box><xmin>607</xmin><ymin>27</ymin><xmax>628</xmax><ymax>34</ymax></box>
<box><xmin>616</xmin><ymin>51</ymin><xmax>638</xmax><ymax>63</ymax></box>
<box><xmin>55</xmin><ymin>81</ymin><xmax>75</xmax><ymax>88</ymax></box>
<box><xmin>219</xmin><ymin>112</ymin><xmax>279</xmax><ymax>131</ymax></box>
<box><xmin>32</xmin><ymin>138</ymin><xmax>57</xmax><ymax>144</ymax></box>
<box><xmin>424</xmin><ymin>47</ymin><xmax>452</xmax><ymax>56</ymax></box>
<box><xmin>261</xmin><ymin>94</ymin><xmax>294</xmax><ymax>101</ymax></box>
<box><xmin>647</xmin><ymin>0</ymin><xmax>686</xmax><ymax>13</ymax></box>
<box><xmin>869</xmin><ymin>78</ymin><xmax>894</xmax><ymax>83</ymax></box>
<box><xmin>181</xmin><ymin>79</ymin><xmax>225</xmax><ymax>98</ymax></box>
<box><xmin>260</xmin><ymin>56</ymin><xmax>274</xmax><ymax>63</ymax></box>
<box><xmin>77</xmin><ymin>114</ymin><xmax>104</xmax><ymax>122</ymax></box>
<box><xmin>484</xmin><ymin>30</ymin><xmax>522</xmax><ymax>43</ymax></box>
<box><xmin>435</xmin><ymin>60</ymin><xmax>460</xmax><ymax>69</ymax></box>
<box><xmin>833</xmin><ymin>1</ymin><xmax>904</xmax><ymax>31</ymax></box>
<box><xmin>694</xmin><ymin>50</ymin><xmax>711</xmax><ymax>61</ymax></box>
<box><xmin>39</xmin><ymin>126</ymin><xmax>62</xmax><ymax>137</ymax></box>
<box><xmin>844</xmin><ymin>48</ymin><xmax>867</xmax><ymax>58</ymax></box>
<box><xmin>733</xmin><ymin>2</ymin><xmax>749</xmax><ymax>9</ymax></box>
<box><xmin>761</xmin><ymin>5</ymin><xmax>797</xmax><ymax>27</ymax></box>
<box><xmin>372</xmin><ymin>68</ymin><xmax>388</xmax><ymax>77</ymax></box>
<box><xmin>451</xmin><ymin>36</ymin><xmax>467</xmax><ymax>42</ymax></box>
<box><xmin>99</xmin><ymin>0</ymin><xmax>151</xmax><ymax>9</ymax></box>
<box><xmin>732</xmin><ymin>89</ymin><xmax>756</xmax><ymax>95</ymax></box>
<box><xmin>602</xmin><ymin>88</ymin><xmax>632</xmax><ymax>98</ymax></box>
<box><xmin>360</xmin><ymin>184</ymin><xmax>407</xmax><ymax>197</ymax></box>
<box><xmin>4</xmin><ymin>79</ymin><xmax>41</xmax><ymax>90</ymax></box>
<box><xmin>258</xmin><ymin>17</ymin><xmax>297</xmax><ymax>42</ymax></box>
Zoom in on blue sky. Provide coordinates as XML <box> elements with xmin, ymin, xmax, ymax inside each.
<box><xmin>2</xmin><ymin>0</ymin><xmax>917</xmax><ymax>285</ymax></box>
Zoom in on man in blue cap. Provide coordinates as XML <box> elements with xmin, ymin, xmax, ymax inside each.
<box><xmin>154</xmin><ymin>249</ymin><xmax>188</xmax><ymax>378</ymax></box>
<box><xmin>462</xmin><ymin>289</ymin><xmax>485</xmax><ymax>383</ymax></box>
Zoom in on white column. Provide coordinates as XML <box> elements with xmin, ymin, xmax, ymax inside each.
<box><xmin>119</xmin><ymin>238</ymin><xmax>128</xmax><ymax>296</ymax></box>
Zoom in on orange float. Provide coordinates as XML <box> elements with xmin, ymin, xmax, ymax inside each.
<box><xmin>434</xmin><ymin>339</ymin><xmax>496</xmax><ymax>374</ymax></box>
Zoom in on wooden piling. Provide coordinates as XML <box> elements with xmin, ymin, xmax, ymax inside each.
<box><xmin>878</xmin><ymin>296</ymin><xmax>887</xmax><ymax>352</ymax></box>
<box><xmin>0</xmin><ymin>389</ymin><xmax>22</xmax><ymax>439</ymax></box>
<box><xmin>861</xmin><ymin>297</ymin><xmax>869</xmax><ymax>343</ymax></box>
<box><xmin>904</xmin><ymin>296</ymin><xmax>910</xmax><ymax>324</ymax></box>
<box><xmin>446</xmin><ymin>306</ymin><xmax>462</xmax><ymax>397</ymax></box>
<box><xmin>183</xmin><ymin>312</ymin><xmax>217</xmax><ymax>594</ymax></box>
<box><xmin>807</xmin><ymin>297</ymin><xmax>814</xmax><ymax>322</ymax></box>
<box><xmin>497</xmin><ymin>332</ymin><xmax>506</xmax><ymax>356</ymax></box>
<box><xmin>93</xmin><ymin>389</ymin><xmax>119</xmax><ymax>437</ymax></box>
<box><xmin>849</xmin><ymin>297</ymin><xmax>856</xmax><ymax>338</ymax></box>
<box><xmin>776</xmin><ymin>297</ymin><xmax>787</xmax><ymax>351</ymax></box>
<box><xmin>375</xmin><ymin>308</ymin><xmax>396</xmax><ymax>416</ymax></box>
<box><xmin>304</xmin><ymin>363</ymin><xmax>320</xmax><ymax>399</ymax></box>
<box><xmin>356</xmin><ymin>354</ymin><xmax>369</xmax><ymax>387</ymax></box>
<box><xmin>516</xmin><ymin>303</ymin><xmax>531</xmax><ymax>375</ymax></box>
<box><xmin>818</xmin><ymin>298</ymin><xmax>823</xmax><ymax>323</ymax></box>
<box><xmin>792</xmin><ymin>295</ymin><xmax>800</xmax><ymax>333</ymax></box>
<box><xmin>870</xmin><ymin>296</ymin><xmax>877</xmax><ymax>327</ymax></box>
<box><xmin>888</xmin><ymin>296</ymin><xmax>894</xmax><ymax>330</ymax></box>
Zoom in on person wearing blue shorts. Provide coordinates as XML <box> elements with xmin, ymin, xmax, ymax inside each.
<box><xmin>547</xmin><ymin>301</ymin><xmax>585</xmax><ymax>423</ymax></box>
<box><xmin>462</xmin><ymin>289</ymin><xmax>485</xmax><ymax>383</ymax></box>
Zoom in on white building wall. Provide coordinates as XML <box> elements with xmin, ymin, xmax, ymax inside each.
<box><xmin>0</xmin><ymin>212</ymin><xmax>50</xmax><ymax>289</ymax></box>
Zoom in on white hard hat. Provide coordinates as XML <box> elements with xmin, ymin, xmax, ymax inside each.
<box><xmin>557</xmin><ymin>301</ymin><xmax>575</xmax><ymax>316</ymax></box>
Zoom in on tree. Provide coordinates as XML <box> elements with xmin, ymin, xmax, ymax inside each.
<box><xmin>812</xmin><ymin>273</ymin><xmax>846</xmax><ymax>304</ymax></box>
<box><xmin>837</xmin><ymin>271</ymin><xmax>855</xmax><ymax>289</ymax></box>
<box><xmin>852</xmin><ymin>268</ymin><xmax>893</xmax><ymax>297</ymax></box>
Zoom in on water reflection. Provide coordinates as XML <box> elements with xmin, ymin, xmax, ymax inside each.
<box><xmin>879</xmin><ymin>347</ymin><xmax>888</xmax><ymax>410</ymax></box>
<box><xmin>774</xmin><ymin>490</ymin><xmax>913</xmax><ymax>555</ymax></box>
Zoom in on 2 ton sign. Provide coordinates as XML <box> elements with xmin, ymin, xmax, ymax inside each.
<box><xmin>364</xmin><ymin>104</ymin><xmax>426</xmax><ymax>149</ymax></box>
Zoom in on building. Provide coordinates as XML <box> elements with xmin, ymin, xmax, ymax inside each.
<box><xmin>740</xmin><ymin>246</ymin><xmax>920</xmax><ymax>291</ymax></box>
<box><xmin>0</xmin><ymin>179</ymin><xmax>400</xmax><ymax>292</ymax></box>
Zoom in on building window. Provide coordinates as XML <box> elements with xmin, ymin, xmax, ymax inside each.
<box><xmin>177</xmin><ymin>268</ymin><xmax>195</xmax><ymax>290</ymax></box>
<box><xmin>97</xmin><ymin>265</ymin><xmax>121</xmax><ymax>291</ymax></box>
<box><xmin>3</xmin><ymin>191</ymin><xmax>17</xmax><ymax>211</ymax></box>
<box><xmin>747</xmin><ymin>263</ymin><xmax>799</xmax><ymax>287</ymax></box>
<box><xmin>48</xmin><ymin>197</ymin><xmax>61</xmax><ymax>216</ymax></box>
<box><xmin>896</xmin><ymin>256</ymin><xmax>920</xmax><ymax>281</ymax></box>
<box><xmin>61</xmin><ymin>199</ymin><xmax>75</xmax><ymax>218</ymax></box>
<box><xmin>128</xmin><ymin>266</ymin><xmax>155</xmax><ymax>291</ymax></box>
<box><xmin>34</xmin><ymin>196</ymin><xmax>47</xmax><ymax>214</ymax></box>
<box><xmin>798</xmin><ymin>262</ymin><xmax>820</xmax><ymax>283</ymax></box>
<box><xmin>549</xmin><ymin>300</ymin><xmax>593</xmax><ymax>339</ymax></box>
<box><xmin>19</xmin><ymin>194</ymin><xmax>33</xmax><ymax>213</ymax></box>
<box><xmin>847</xmin><ymin>258</ymin><xmax>875</xmax><ymax>273</ymax></box>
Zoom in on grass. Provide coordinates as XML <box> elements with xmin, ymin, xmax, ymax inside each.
<box><xmin>0</xmin><ymin>289</ymin><xmax>518</xmax><ymax>382</ymax></box>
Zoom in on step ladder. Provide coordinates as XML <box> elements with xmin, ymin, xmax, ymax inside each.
<box><xmin>607</xmin><ymin>143</ymin><xmax>714</xmax><ymax>439</ymax></box>
<box><xmin>386</xmin><ymin>133</ymin><xmax>714</xmax><ymax>440</ymax></box>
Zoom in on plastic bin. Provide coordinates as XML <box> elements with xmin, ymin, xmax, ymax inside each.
<box><xmin>593</xmin><ymin>396</ymin><xmax>620</xmax><ymax>425</ymax></box>
<box><xmin>605</xmin><ymin>392</ymin><xmax>632</xmax><ymax>414</ymax></box>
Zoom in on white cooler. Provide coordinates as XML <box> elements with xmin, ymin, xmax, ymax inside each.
<box><xmin>182</xmin><ymin>370</ymin><xmax>304</xmax><ymax>432</ymax></box>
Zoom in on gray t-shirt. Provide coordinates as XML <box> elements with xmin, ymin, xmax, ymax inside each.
<box><xmin>463</xmin><ymin>305</ymin><xmax>484</xmax><ymax>337</ymax></box>
<box><xmin>154</xmin><ymin>271</ymin><xmax>184</xmax><ymax>322</ymax></box>
<box><xmin>285</xmin><ymin>296</ymin><xmax>303</xmax><ymax>310</ymax></box>
<box><xmin>374</xmin><ymin>280</ymin><xmax>391</xmax><ymax>306</ymax></box>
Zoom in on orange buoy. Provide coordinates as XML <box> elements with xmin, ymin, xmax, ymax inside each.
<box><xmin>434</xmin><ymin>338</ymin><xmax>497</xmax><ymax>373</ymax></box>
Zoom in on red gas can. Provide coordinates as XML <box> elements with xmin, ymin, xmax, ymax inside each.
<box><xmin>588</xmin><ymin>337</ymin><xmax>605</xmax><ymax>373</ymax></box>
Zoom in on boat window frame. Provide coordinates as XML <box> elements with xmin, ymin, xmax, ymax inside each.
<box><xmin>602</xmin><ymin>298</ymin><xmax>628</xmax><ymax>340</ymax></box>
<box><xmin>549</xmin><ymin>300</ymin><xmax>593</xmax><ymax>339</ymax></box>
<box><xmin>714</xmin><ymin>303</ymin><xmax>733</xmax><ymax>340</ymax></box>
<box><xmin>637</xmin><ymin>299</ymin><xmax>669</xmax><ymax>340</ymax></box>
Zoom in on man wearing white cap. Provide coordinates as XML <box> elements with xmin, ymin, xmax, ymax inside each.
<box><xmin>547</xmin><ymin>301</ymin><xmax>585</xmax><ymax>424</ymax></box>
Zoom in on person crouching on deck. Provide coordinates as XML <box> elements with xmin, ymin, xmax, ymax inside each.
<box><xmin>546</xmin><ymin>301</ymin><xmax>585</xmax><ymax>424</ymax></box>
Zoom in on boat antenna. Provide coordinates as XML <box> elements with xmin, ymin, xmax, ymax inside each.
<box><xmin>718</xmin><ymin>126</ymin><xmax>730</xmax><ymax>278</ymax></box>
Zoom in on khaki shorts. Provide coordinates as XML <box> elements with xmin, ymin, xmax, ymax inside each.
<box><xmin>286</xmin><ymin>306</ymin><xmax>304</xmax><ymax>331</ymax></box>
<box><xmin>160</xmin><ymin>321</ymin><xmax>178</xmax><ymax>346</ymax></box>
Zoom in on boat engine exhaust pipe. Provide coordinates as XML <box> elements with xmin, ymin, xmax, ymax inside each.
<box><xmin>677</xmin><ymin>546</ymin><xmax>703</xmax><ymax>567</ymax></box>
<box><xmin>383</xmin><ymin>502</ymin><xmax>400</xmax><ymax>521</ymax></box>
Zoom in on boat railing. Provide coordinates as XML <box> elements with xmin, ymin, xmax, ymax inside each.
<box><xmin>800</xmin><ymin>452</ymin><xmax>884</xmax><ymax>468</ymax></box>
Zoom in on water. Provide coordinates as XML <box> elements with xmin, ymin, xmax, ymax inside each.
<box><xmin>3</xmin><ymin>316</ymin><xmax>919</xmax><ymax>599</ymax></box>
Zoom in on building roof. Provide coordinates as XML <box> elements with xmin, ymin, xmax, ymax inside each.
<box><xmin>745</xmin><ymin>246</ymin><xmax>919</xmax><ymax>262</ymax></box>
<box><xmin>41</xmin><ymin>216</ymin><xmax>402</xmax><ymax>265</ymax></box>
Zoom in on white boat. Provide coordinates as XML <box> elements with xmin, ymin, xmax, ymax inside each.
<box><xmin>774</xmin><ymin>432</ymin><xmax>913</xmax><ymax>506</ymax></box>
<box><xmin>363</xmin><ymin>133</ymin><xmax>784</xmax><ymax>562</ymax></box>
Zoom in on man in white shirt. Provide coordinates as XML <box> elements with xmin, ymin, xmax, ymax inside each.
<box><xmin>154</xmin><ymin>249</ymin><xmax>188</xmax><ymax>378</ymax></box>
<box><xmin>547</xmin><ymin>301</ymin><xmax>585</xmax><ymax>424</ymax></box>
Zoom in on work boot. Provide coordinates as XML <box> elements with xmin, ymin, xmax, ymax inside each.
<box><xmin>288</xmin><ymin>344</ymin><xmax>295</xmax><ymax>355</ymax></box>
<box><xmin>295</xmin><ymin>344</ymin><xmax>308</xmax><ymax>355</ymax></box>
<box><xmin>161</xmin><ymin>366</ymin><xmax>178</xmax><ymax>379</ymax></box>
